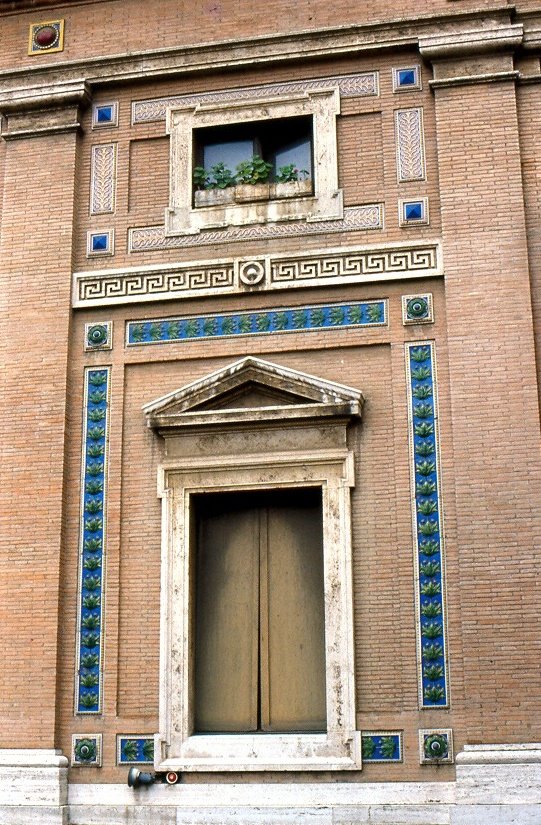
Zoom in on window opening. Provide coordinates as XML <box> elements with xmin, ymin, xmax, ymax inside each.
<box><xmin>193</xmin><ymin>487</ymin><xmax>326</xmax><ymax>734</ymax></box>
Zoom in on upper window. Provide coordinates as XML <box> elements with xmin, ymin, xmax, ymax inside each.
<box><xmin>166</xmin><ymin>88</ymin><xmax>342</xmax><ymax>236</ymax></box>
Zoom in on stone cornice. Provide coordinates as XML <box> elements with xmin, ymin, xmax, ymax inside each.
<box><xmin>0</xmin><ymin>78</ymin><xmax>90</xmax><ymax>138</ymax></box>
<box><xmin>0</xmin><ymin>6</ymin><xmax>515</xmax><ymax>101</ymax></box>
<box><xmin>419</xmin><ymin>23</ymin><xmax>523</xmax><ymax>60</ymax></box>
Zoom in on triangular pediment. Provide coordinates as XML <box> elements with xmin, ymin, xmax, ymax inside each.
<box><xmin>143</xmin><ymin>357</ymin><xmax>363</xmax><ymax>430</ymax></box>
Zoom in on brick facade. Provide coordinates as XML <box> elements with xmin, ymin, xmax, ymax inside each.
<box><xmin>0</xmin><ymin>1</ymin><xmax>540</xmax><ymax>823</ymax></box>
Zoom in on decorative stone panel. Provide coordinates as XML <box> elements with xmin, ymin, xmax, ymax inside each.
<box><xmin>402</xmin><ymin>294</ymin><xmax>433</xmax><ymax>325</ymax></box>
<box><xmin>395</xmin><ymin>108</ymin><xmax>426</xmax><ymax>182</ymax></box>
<box><xmin>90</xmin><ymin>144</ymin><xmax>117</xmax><ymax>215</ymax></box>
<box><xmin>75</xmin><ymin>367</ymin><xmax>111</xmax><ymax>714</ymax></box>
<box><xmin>405</xmin><ymin>343</ymin><xmax>449</xmax><ymax>708</ymax></box>
<box><xmin>419</xmin><ymin>729</ymin><xmax>453</xmax><ymax>764</ymax></box>
<box><xmin>85</xmin><ymin>322</ymin><xmax>112</xmax><ymax>351</ymax></box>
<box><xmin>132</xmin><ymin>72</ymin><xmax>379</xmax><ymax>124</ymax></box>
<box><xmin>361</xmin><ymin>732</ymin><xmax>403</xmax><ymax>762</ymax></box>
<box><xmin>73</xmin><ymin>241</ymin><xmax>440</xmax><ymax>308</ymax></box>
<box><xmin>126</xmin><ymin>299</ymin><xmax>386</xmax><ymax>346</ymax></box>
<box><xmin>72</xmin><ymin>735</ymin><xmax>102</xmax><ymax>767</ymax></box>
<box><xmin>117</xmin><ymin>737</ymin><xmax>154</xmax><ymax>765</ymax></box>
<box><xmin>129</xmin><ymin>204</ymin><xmax>383</xmax><ymax>251</ymax></box>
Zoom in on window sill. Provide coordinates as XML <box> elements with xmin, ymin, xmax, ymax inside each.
<box><xmin>156</xmin><ymin>732</ymin><xmax>362</xmax><ymax>772</ymax></box>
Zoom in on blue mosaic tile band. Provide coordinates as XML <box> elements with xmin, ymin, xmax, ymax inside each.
<box><xmin>76</xmin><ymin>367</ymin><xmax>110</xmax><ymax>714</ymax></box>
<box><xmin>406</xmin><ymin>343</ymin><xmax>449</xmax><ymax>708</ymax></box>
<box><xmin>117</xmin><ymin>736</ymin><xmax>154</xmax><ymax>765</ymax></box>
<box><xmin>361</xmin><ymin>732</ymin><xmax>402</xmax><ymax>762</ymax></box>
<box><xmin>127</xmin><ymin>300</ymin><xmax>386</xmax><ymax>346</ymax></box>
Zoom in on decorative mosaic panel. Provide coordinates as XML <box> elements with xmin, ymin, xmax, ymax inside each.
<box><xmin>117</xmin><ymin>736</ymin><xmax>155</xmax><ymax>765</ymax></box>
<box><xmin>92</xmin><ymin>102</ymin><xmax>119</xmax><ymax>129</ymax></box>
<box><xmin>392</xmin><ymin>66</ymin><xmax>422</xmax><ymax>92</ymax></box>
<box><xmin>126</xmin><ymin>299</ymin><xmax>386</xmax><ymax>346</ymax></box>
<box><xmin>129</xmin><ymin>205</ymin><xmax>383</xmax><ymax>252</ymax></box>
<box><xmin>87</xmin><ymin>230</ymin><xmax>114</xmax><ymax>257</ymax></box>
<box><xmin>75</xmin><ymin>367</ymin><xmax>110</xmax><ymax>714</ymax></box>
<box><xmin>90</xmin><ymin>144</ymin><xmax>117</xmax><ymax>215</ymax></box>
<box><xmin>84</xmin><ymin>322</ymin><xmax>113</xmax><ymax>351</ymax></box>
<box><xmin>132</xmin><ymin>72</ymin><xmax>379</xmax><ymax>124</ymax></box>
<box><xmin>395</xmin><ymin>109</ymin><xmax>426</xmax><ymax>182</ymax></box>
<box><xmin>72</xmin><ymin>734</ymin><xmax>102</xmax><ymax>767</ymax></box>
<box><xmin>74</xmin><ymin>241</ymin><xmax>440</xmax><ymax>308</ymax></box>
<box><xmin>361</xmin><ymin>732</ymin><xmax>402</xmax><ymax>762</ymax></box>
<box><xmin>402</xmin><ymin>294</ymin><xmax>433</xmax><ymax>325</ymax></box>
<box><xmin>399</xmin><ymin>198</ymin><xmax>429</xmax><ymax>227</ymax></box>
<box><xmin>28</xmin><ymin>19</ymin><xmax>64</xmax><ymax>54</ymax></box>
<box><xmin>405</xmin><ymin>342</ymin><xmax>449</xmax><ymax>708</ymax></box>
<box><xmin>419</xmin><ymin>729</ymin><xmax>453</xmax><ymax>764</ymax></box>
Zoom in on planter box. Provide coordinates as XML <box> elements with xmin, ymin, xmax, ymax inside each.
<box><xmin>270</xmin><ymin>179</ymin><xmax>313</xmax><ymax>200</ymax></box>
<box><xmin>235</xmin><ymin>183</ymin><xmax>270</xmax><ymax>203</ymax></box>
<box><xmin>194</xmin><ymin>188</ymin><xmax>235</xmax><ymax>207</ymax></box>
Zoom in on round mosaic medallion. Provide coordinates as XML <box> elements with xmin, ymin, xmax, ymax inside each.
<box><xmin>34</xmin><ymin>25</ymin><xmax>59</xmax><ymax>48</ymax></box>
<box><xmin>407</xmin><ymin>296</ymin><xmax>429</xmax><ymax>320</ymax></box>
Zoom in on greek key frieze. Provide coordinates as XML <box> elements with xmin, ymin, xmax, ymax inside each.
<box><xmin>73</xmin><ymin>242</ymin><xmax>440</xmax><ymax>308</ymax></box>
<box><xmin>132</xmin><ymin>73</ymin><xmax>379</xmax><ymax>124</ymax></box>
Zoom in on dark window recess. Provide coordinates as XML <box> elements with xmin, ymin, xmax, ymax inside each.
<box><xmin>194</xmin><ymin>116</ymin><xmax>313</xmax><ymax>182</ymax></box>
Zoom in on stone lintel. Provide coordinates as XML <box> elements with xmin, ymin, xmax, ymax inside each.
<box><xmin>0</xmin><ymin>80</ymin><xmax>90</xmax><ymax>140</ymax></box>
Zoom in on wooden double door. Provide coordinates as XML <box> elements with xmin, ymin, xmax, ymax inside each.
<box><xmin>193</xmin><ymin>487</ymin><xmax>327</xmax><ymax>733</ymax></box>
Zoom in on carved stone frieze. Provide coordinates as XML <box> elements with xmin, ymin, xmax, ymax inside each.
<box><xmin>395</xmin><ymin>108</ymin><xmax>426</xmax><ymax>182</ymax></box>
<box><xmin>73</xmin><ymin>240</ymin><xmax>441</xmax><ymax>308</ymax></box>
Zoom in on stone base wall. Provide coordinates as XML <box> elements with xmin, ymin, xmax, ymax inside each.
<box><xmin>1</xmin><ymin>746</ymin><xmax>540</xmax><ymax>825</ymax></box>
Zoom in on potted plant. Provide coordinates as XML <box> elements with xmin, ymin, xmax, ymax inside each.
<box><xmin>193</xmin><ymin>162</ymin><xmax>236</xmax><ymax>207</ymax></box>
<box><xmin>234</xmin><ymin>155</ymin><xmax>272</xmax><ymax>202</ymax></box>
<box><xmin>271</xmin><ymin>165</ymin><xmax>312</xmax><ymax>199</ymax></box>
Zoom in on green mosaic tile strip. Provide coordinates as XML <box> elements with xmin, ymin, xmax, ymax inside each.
<box><xmin>126</xmin><ymin>300</ymin><xmax>386</xmax><ymax>346</ymax></box>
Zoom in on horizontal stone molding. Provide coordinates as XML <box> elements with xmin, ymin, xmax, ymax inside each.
<box><xmin>73</xmin><ymin>241</ymin><xmax>442</xmax><ymax>308</ymax></box>
<box><xmin>129</xmin><ymin>205</ymin><xmax>383</xmax><ymax>252</ymax></box>
<box><xmin>0</xmin><ymin>79</ymin><xmax>90</xmax><ymax>139</ymax></box>
<box><xmin>419</xmin><ymin>24</ymin><xmax>523</xmax><ymax>59</ymax></box>
<box><xmin>133</xmin><ymin>72</ymin><xmax>378</xmax><ymax>124</ymax></box>
<box><xmin>457</xmin><ymin>744</ymin><xmax>541</xmax><ymax>765</ymax></box>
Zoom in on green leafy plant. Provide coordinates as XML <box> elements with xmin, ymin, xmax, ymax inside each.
<box><xmin>329</xmin><ymin>306</ymin><xmax>345</xmax><ymax>326</ymax></box>
<box><xmin>88</xmin><ymin>372</ymin><xmax>107</xmax><ymax>387</ymax></box>
<box><xmin>415</xmin><ymin>422</ymin><xmax>434</xmax><ymax>438</ymax></box>
<box><xmin>423</xmin><ymin>687</ymin><xmax>446</xmax><ymax>705</ymax></box>
<box><xmin>83</xmin><ymin>594</ymin><xmax>101</xmax><ymax>609</ymax></box>
<box><xmin>84</xmin><ymin>538</ymin><xmax>102</xmax><ymax>554</ymax></box>
<box><xmin>193</xmin><ymin>165</ymin><xmax>210</xmax><ymax>190</ymax></box>
<box><xmin>142</xmin><ymin>740</ymin><xmax>154</xmax><ymax>761</ymax></box>
<box><xmin>420</xmin><ymin>580</ymin><xmax>441</xmax><ymax>596</ymax></box>
<box><xmin>275</xmin><ymin>164</ymin><xmax>309</xmax><ymax>183</ymax></box>
<box><xmin>422</xmin><ymin>642</ymin><xmax>443</xmax><ymax>661</ymax></box>
<box><xmin>239</xmin><ymin>315</ymin><xmax>252</xmax><ymax>334</ymax></box>
<box><xmin>221</xmin><ymin>316</ymin><xmax>236</xmax><ymax>336</ymax></box>
<box><xmin>79</xmin><ymin>693</ymin><xmax>99</xmax><ymax>709</ymax></box>
<box><xmin>82</xmin><ymin>614</ymin><xmax>100</xmax><ymax>630</ymax></box>
<box><xmin>410</xmin><ymin>347</ymin><xmax>430</xmax><ymax>363</ymax></box>
<box><xmin>209</xmin><ymin>162</ymin><xmax>236</xmax><ymax>189</ymax></box>
<box><xmin>418</xmin><ymin>519</ymin><xmax>438</xmax><ymax>536</ymax></box>
<box><xmin>362</xmin><ymin>736</ymin><xmax>376</xmax><ymax>759</ymax></box>
<box><xmin>413</xmin><ymin>403</ymin><xmax>433</xmax><ymax>419</ymax></box>
<box><xmin>367</xmin><ymin>303</ymin><xmax>383</xmax><ymax>323</ymax></box>
<box><xmin>84</xmin><ymin>575</ymin><xmax>101</xmax><ymax>591</ymax></box>
<box><xmin>417</xmin><ymin>498</ymin><xmax>438</xmax><ymax>515</ymax></box>
<box><xmin>87</xmin><ymin>444</ymin><xmax>105</xmax><ymax>458</ymax></box>
<box><xmin>166</xmin><ymin>322</ymin><xmax>181</xmax><ymax>339</ymax></box>
<box><xmin>86</xmin><ymin>462</ymin><xmax>104</xmax><ymax>477</ymax></box>
<box><xmin>85</xmin><ymin>517</ymin><xmax>103</xmax><ymax>533</ymax></box>
<box><xmin>416</xmin><ymin>460</ymin><xmax>436</xmax><ymax>477</ymax></box>
<box><xmin>415</xmin><ymin>441</ymin><xmax>435</xmax><ymax>458</ymax></box>
<box><xmin>274</xmin><ymin>312</ymin><xmax>289</xmax><ymax>330</ymax></box>
<box><xmin>412</xmin><ymin>384</ymin><xmax>432</xmax><ymax>400</ymax></box>
<box><xmin>149</xmin><ymin>323</ymin><xmax>162</xmax><ymax>341</ymax></box>
<box><xmin>347</xmin><ymin>305</ymin><xmax>362</xmax><ymax>324</ymax></box>
<box><xmin>203</xmin><ymin>318</ymin><xmax>218</xmax><ymax>336</ymax></box>
<box><xmin>421</xmin><ymin>621</ymin><xmax>443</xmax><ymax>639</ymax></box>
<box><xmin>293</xmin><ymin>309</ymin><xmax>308</xmax><ymax>328</ymax></box>
<box><xmin>416</xmin><ymin>480</ymin><xmax>436</xmax><ymax>496</ymax></box>
<box><xmin>87</xmin><ymin>426</ymin><xmax>105</xmax><ymax>441</ymax></box>
<box><xmin>411</xmin><ymin>366</ymin><xmax>431</xmax><ymax>381</ymax></box>
<box><xmin>85</xmin><ymin>479</ymin><xmax>103</xmax><ymax>495</ymax></box>
<box><xmin>80</xmin><ymin>672</ymin><xmax>99</xmax><ymax>688</ymax></box>
<box><xmin>84</xmin><ymin>556</ymin><xmax>101</xmax><ymax>571</ymax></box>
<box><xmin>81</xmin><ymin>632</ymin><xmax>100</xmax><ymax>648</ymax></box>
<box><xmin>122</xmin><ymin>740</ymin><xmax>139</xmax><ymax>762</ymax></box>
<box><xmin>421</xmin><ymin>601</ymin><xmax>442</xmax><ymax>618</ymax></box>
<box><xmin>131</xmin><ymin>324</ymin><xmax>145</xmax><ymax>343</ymax></box>
<box><xmin>184</xmin><ymin>319</ymin><xmax>199</xmax><ymax>338</ymax></box>
<box><xmin>235</xmin><ymin>155</ymin><xmax>272</xmax><ymax>184</ymax></box>
<box><xmin>89</xmin><ymin>390</ymin><xmax>107</xmax><ymax>404</ymax></box>
<box><xmin>423</xmin><ymin>664</ymin><xmax>444</xmax><ymax>681</ymax></box>
<box><xmin>85</xmin><ymin>499</ymin><xmax>102</xmax><ymax>514</ymax></box>
<box><xmin>88</xmin><ymin>408</ymin><xmax>106</xmax><ymax>422</ymax></box>
<box><xmin>419</xmin><ymin>539</ymin><xmax>439</xmax><ymax>556</ymax></box>
<box><xmin>255</xmin><ymin>314</ymin><xmax>271</xmax><ymax>332</ymax></box>
<box><xmin>310</xmin><ymin>308</ymin><xmax>325</xmax><ymax>327</ymax></box>
<box><xmin>380</xmin><ymin>736</ymin><xmax>397</xmax><ymax>759</ymax></box>
<box><xmin>80</xmin><ymin>652</ymin><xmax>99</xmax><ymax>668</ymax></box>
<box><xmin>420</xmin><ymin>560</ymin><xmax>440</xmax><ymax>577</ymax></box>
